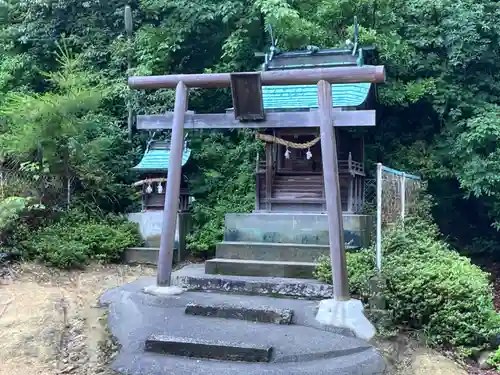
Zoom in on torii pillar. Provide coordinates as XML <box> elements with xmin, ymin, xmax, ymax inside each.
<box><xmin>129</xmin><ymin>66</ymin><xmax>384</xmax><ymax>339</ymax></box>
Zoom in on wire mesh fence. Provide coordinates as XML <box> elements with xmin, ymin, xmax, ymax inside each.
<box><xmin>378</xmin><ymin>165</ymin><xmax>422</xmax><ymax>227</ymax></box>
<box><xmin>364</xmin><ymin>166</ymin><xmax>423</xmax><ymax>226</ymax></box>
<box><xmin>363</xmin><ymin>178</ymin><xmax>377</xmax><ymax>216</ymax></box>
<box><xmin>366</xmin><ymin>164</ymin><xmax>424</xmax><ymax>272</ymax></box>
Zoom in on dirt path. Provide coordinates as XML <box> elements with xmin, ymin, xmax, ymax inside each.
<box><xmin>0</xmin><ymin>263</ymin><xmax>155</xmax><ymax>375</ymax></box>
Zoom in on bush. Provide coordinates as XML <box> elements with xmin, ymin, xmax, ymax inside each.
<box><xmin>0</xmin><ymin>196</ymin><xmax>49</xmax><ymax>251</ymax></box>
<box><xmin>21</xmin><ymin>210</ymin><xmax>143</xmax><ymax>268</ymax></box>
<box><xmin>316</xmin><ymin>250</ymin><xmax>375</xmax><ymax>297</ymax></box>
<box><xmin>488</xmin><ymin>346</ymin><xmax>500</xmax><ymax>370</ymax></box>
<box><xmin>0</xmin><ymin>196</ymin><xmax>28</xmax><ymax>230</ymax></box>
<box><xmin>314</xmin><ymin>215</ymin><xmax>500</xmax><ymax>351</ymax></box>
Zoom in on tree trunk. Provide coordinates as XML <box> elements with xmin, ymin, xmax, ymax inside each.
<box><xmin>37</xmin><ymin>143</ymin><xmax>46</xmax><ymax>205</ymax></box>
<box><xmin>63</xmin><ymin>146</ymin><xmax>71</xmax><ymax>208</ymax></box>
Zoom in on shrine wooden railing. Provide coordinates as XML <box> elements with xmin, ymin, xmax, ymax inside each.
<box><xmin>255</xmin><ymin>153</ymin><xmax>366</xmax><ymax>213</ymax></box>
<box><xmin>144</xmin><ymin>188</ymin><xmax>191</xmax><ymax>212</ymax></box>
<box><xmin>257</xmin><ymin>159</ymin><xmax>266</xmax><ymax>172</ymax></box>
<box><xmin>256</xmin><ymin>158</ymin><xmax>364</xmax><ymax>175</ymax></box>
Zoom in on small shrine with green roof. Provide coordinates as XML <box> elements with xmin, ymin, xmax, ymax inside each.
<box><xmin>132</xmin><ymin>138</ymin><xmax>191</xmax><ymax>212</ymax></box>
<box><xmin>125</xmin><ymin>137</ymin><xmax>192</xmax><ymax>265</ymax></box>
<box><xmin>253</xmin><ymin>33</ymin><xmax>377</xmax><ymax>214</ymax></box>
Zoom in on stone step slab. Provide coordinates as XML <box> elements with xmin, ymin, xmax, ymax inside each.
<box><xmin>173</xmin><ymin>264</ymin><xmax>333</xmax><ymax>299</ymax></box>
<box><xmin>184</xmin><ymin>303</ymin><xmax>293</xmax><ymax>324</ymax></box>
<box><xmin>216</xmin><ymin>241</ymin><xmax>330</xmax><ymax>263</ymax></box>
<box><xmin>145</xmin><ymin>334</ymin><xmax>273</xmax><ymax>362</ymax></box>
<box><xmin>205</xmin><ymin>258</ymin><xmax>317</xmax><ymax>279</ymax></box>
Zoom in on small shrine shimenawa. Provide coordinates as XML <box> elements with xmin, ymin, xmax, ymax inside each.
<box><xmin>128</xmin><ymin>19</ymin><xmax>385</xmax><ymax>325</ymax></box>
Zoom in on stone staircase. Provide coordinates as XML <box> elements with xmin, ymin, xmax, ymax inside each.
<box><xmin>100</xmin><ymin>278</ymin><xmax>386</xmax><ymax>375</ymax></box>
<box><xmin>206</xmin><ymin>242</ymin><xmax>328</xmax><ymax>278</ymax></box>
<box><xmin>205</xmin><ymin>212</ymin><xmax>371</xmax><ymax>279</ymax></box>
<box><xmin>103</xmin><ymin>213</ymin><xmax>382</xmax><ymax>375</ymax></box>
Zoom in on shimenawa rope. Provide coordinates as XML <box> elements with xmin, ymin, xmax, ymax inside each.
<box><xmin>255</xmin><ymin>133</ymin><xmax>320</xmax><ymax>149</ymax></box>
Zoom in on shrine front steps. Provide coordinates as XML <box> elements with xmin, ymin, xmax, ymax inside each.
<box><xmin>216</xmin><ymin>241</ymin><xmax>332</xmax><ymax>262</ymax></box>
<box><xmin>211</xmin><ymin>241</ymin><xmax>327</xmax><ymax>279</ymax></box>
<box><xmin>206</xmin><ymin>258</ymin><xmax>317</xmax><ymax>279</ymax></box>
<box><xmin>123</xmin><ymin>242</ymin><xmax>357</xmax><ymax>279</ymax></box>
<box><xmin>172</xmin><ymin>263</ymin><xmax>333</xmax><ymax>299</ymax></box>
<box><xmin>207</xmin><ymin>241</ymin><xmax>358</xmax><ymax>279</ymax></box>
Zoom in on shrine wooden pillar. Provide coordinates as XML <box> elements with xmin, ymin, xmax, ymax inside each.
<box><xmin>317</xmin><ymin>80</ymin><xmax>350</xmax><ymax>300</ymax></box>
<box><xmin>265</xmin><ymin>143</ymin><xmax>273</xmax><ymax>211</ymax></box>
<box><xmin>157</xmin><ymin>81</ymin><xmax>188</xmax><ymax>286</ymax></box>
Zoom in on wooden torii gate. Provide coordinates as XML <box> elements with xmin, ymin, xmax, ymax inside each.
<box><xmin>128</xmin><ymin>65</ymin><xmax>386</xmax><ymax>300</ymax></box>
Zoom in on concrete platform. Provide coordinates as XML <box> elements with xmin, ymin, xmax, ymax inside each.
<box><xmin>172</xmin><ymin>263</ymin><xmax>334</xmax><ymax>299</ymax></box>
<box><xmin>123</xmin><ymin>246</ymin><xmax>184</xmax><ymax>266</ymax></box>
<box><xmin>100</xmin><ymin>278</ymin><xmax>387</xmax><ymax>375</ymax></box>
<box><xmin>224</xmin><ymin>213</ymin><xmax>372</xmax><ymax>248</ymax></box>
<box><xmin>123</xmin><ymin>247</ymin><xmax>161</xmax><ymax>265</ymax></box>
<box><xmin>206</xmin><ymin>258</ymin><xmax>318</xmax><ymax>278</ymax></box>
<box><xmin>216</xmin><ymin>241</ymin><xmax>331</xmax><ymax>262</ymax></box>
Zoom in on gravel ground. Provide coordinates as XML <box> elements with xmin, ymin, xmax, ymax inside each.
<box><xmin>0</xmin><ymin>262</ymin><xmax>156</xmax><ymax>375</ymax></box>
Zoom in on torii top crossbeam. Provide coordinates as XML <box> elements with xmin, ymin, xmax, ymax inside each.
<box><xmin>128</xmin><ymin>65</ymin><xmax>385</xmax><ymax>89</ymax></box>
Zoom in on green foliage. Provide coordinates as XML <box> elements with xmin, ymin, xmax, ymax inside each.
<box><xmin>0</xmin><ymin>196</ymin><xmax>48</xmax><ymax>250</ymax></box>
<box><xmin>21</xmin><ymin>211</ymin><xmax>143</xmax><ymax>269</ymax></box>
<box><xmin>0</xmin><ymin>43</ymin><xmax>138</xmax><ymax>211</ymax></box>
<box><xmin>186</xmin><ymin>130</ymin><xmax>262</xmax><ymax>254</ymax></box>
<box><xmin>487</xmin><ymin>346</ymin><xmax>500</xmax><ymax>370</ymax></box>
<box><xmin>0</xmin><ymin>196</ymin><xmax>143</xmax><ymax>268</ymax></box>
<box><xmin>314</xmin><ymin>213</ymin><xmax>500</xmax><ymax>350</ymax></box>
<box><xmin>449</xmin><ymin>104</ymin><xmax>500</xmax><ymax>230</ymax></box>
<box><xmin>0</xmin><ymin>196</ymin><xmax>31</xmax><ymax>231</ymax></box>
<box><xmin>315</xmin><ymin>251</ymin><xmax>375</xmax><ymax>297</ymax></box>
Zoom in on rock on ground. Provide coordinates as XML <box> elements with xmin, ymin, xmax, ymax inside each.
<box><xmin>412</xmin><ymin>349</ymin><xmax>468</xmax><ymax>375</ymax></box>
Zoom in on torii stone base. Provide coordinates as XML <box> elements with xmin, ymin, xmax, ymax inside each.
<box><xmin>316</xmin><ymin>298</ymin><xmax>377</xmax><ymax>341</ymax></box>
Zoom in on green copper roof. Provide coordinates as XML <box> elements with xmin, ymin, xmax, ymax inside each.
<box><xmin>262</xmin><ymin>82</ymin><xmax>371</xmax><ymax>109</ymax></box>
<box><xmin>132</xmin><ymin>141</ymin><xmax>191</xmax><ymax>171</ymax></box>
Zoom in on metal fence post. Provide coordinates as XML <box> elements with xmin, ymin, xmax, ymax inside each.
<box><xmin>401</xmin><ymin>172</ymin><xmax>406</xmax><ymax>222</ymax></box>
<box><xmin>376</xmin><ymin>163</ymin><xmax>382</xmax><ymax>274</ymax></box>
